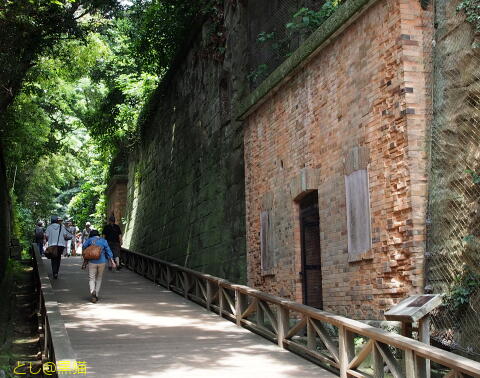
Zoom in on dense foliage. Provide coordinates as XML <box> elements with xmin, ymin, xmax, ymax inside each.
<box><xmin>0</xmin><ymin>0</ymin><xmax>215</xmax><ymax>258</ymax></box>
<box><xmin>458</xmin><ymin>0</ymin><xmax>480</xmax><ymax>33</ymax></box>
<box><xmin>248</xmin><ymin>1</ymin><xmax>341</xmax><ymax>85</ymax></box>
<box><xmin>0</xmin><ymin>0</ymin><xmax>117</xmax><ymax>280</ymax></box>
<box><xmin>127</xmin><ymin>0</ymin><xmax>204</xmax><ymax>74</ymax></box>
<box><xmin>0</xmin><ymin>0</ymin><xmax>118</xmax><ymax>114</ymax></box>
<box><xmin>4</xmin><ymin>34</ymin><xmax>107</xmax><ymax>243</ymax></box>
<box><xmin>445</xmin><ymin>268</ymin><xmax>480</xmax><ymax>311</ymax></box>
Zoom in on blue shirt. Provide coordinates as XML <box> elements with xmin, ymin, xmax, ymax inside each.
<box><xmin>82</xmin><ymin>236</ymin><xmax>113</xmax><ymax>264</ymax></box>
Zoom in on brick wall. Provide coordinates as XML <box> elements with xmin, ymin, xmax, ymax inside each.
<box><xmin>244</xmin><ymin>0</ymin><xmax>433</xmax><ymax>319</ymax></box>
<box><xmin>106</xmin><ymin>175</ymin><xmax>128</xmax><ymax>232</ymax></box>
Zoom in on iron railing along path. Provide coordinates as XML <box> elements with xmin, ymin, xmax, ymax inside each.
<box><xmin>31</xmin><ymin>244</ymin><xmax>77</xmax><ymax>377</ymax></box>
<box><xmin>120</xmin><ymin>248</ymin><xmax>480</xmax><ymax>378</ymax></box>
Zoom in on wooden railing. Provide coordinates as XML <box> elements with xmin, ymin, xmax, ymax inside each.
<box><xmin>120</xmin><ymin>248</ymin><xmax>480</xmax><ymax>378</ymax></box>
<box><xmin>31</xmin><ymin>244</ymin><xmax>77</xmax><ymax>377</ymax></box>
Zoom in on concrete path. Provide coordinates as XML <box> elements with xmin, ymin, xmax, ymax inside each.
<box><xmin>47</xmin><ymin>256</ymin><xmax>336</xmax><ymax>377</ymax></box>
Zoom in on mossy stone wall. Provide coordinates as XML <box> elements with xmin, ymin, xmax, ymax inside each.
<box><xmin>122</xmin><ymin>2</ymin><xmax>248</xmax><ymax>283</ymax></box>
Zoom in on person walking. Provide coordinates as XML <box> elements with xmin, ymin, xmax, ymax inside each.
<box><xmin>45</xmin><ymin>216</ymin><xmax>73</xmax><ymax>279</ymax></box>
<box><xmin>102</xmin><ymin>215</ymin><xmax>122</xmax><ymax>271</ymax></box>
<box><xmin>65</xmin><ymin>220</ymin><xmax>78</xmax><ymax>257</ymax></box>
<box><xmin>34</xmin><ymin>221</ymin><xmax>45</xmax><ymax>257</ymax></box>
<box><xmin>64</xmin><ymin>220</ymin><xmax>72</xmax><ymax>257</ymax></box>
<box><xmin>82</xmin><ymin>230</ymin><xmax>116</xmax><ymax>303</ymax></box>
<box><xmin>75</xmin><ymin>229</ymin><xmax>82</xmax><ymax>251</ymax></box>
<box><xmin>81</xmin><ymin>222</ymin><xmax>92</xmax><ymax>243</ymax></box>
<box><xmin>80</xmin><ymin>221</ymin><xmax>92</xmax><ymax>256</ymax></box>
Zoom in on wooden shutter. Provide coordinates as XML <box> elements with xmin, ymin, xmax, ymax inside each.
<box><xmin>260</xmin><ymin>211</ymin><xmax>272</xmax><ymax>271</ymax></box>
<box><xmin>345</xmin><ymin>169</ymin><xmax>372</xmax><ymax>259</ymax></box>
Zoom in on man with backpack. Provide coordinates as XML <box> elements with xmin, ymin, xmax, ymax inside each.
<box><xmin>34</xmin><ymin>221</ymin><xmax>45</xmax><ymax>256</ymax></box>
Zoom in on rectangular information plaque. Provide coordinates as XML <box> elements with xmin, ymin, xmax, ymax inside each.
<box><xmin>407</xmin><ymin>295</ymin><xmax>436</xmax><ymax>308</ymax></box>
<box><xmin>385</xmin><ymin>294</ymin><xmax>442</xmax><ymax>322</ymax></box>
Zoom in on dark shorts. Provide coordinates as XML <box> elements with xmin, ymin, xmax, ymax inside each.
<box><xmin>108</xmin><ymin>242</ymin><xmax>121</xmax><ymax>259</ymax></box>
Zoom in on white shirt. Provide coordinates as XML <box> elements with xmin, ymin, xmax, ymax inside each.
<box><xmin>45</xmin><ymin>223</ymin><xmax>72</xmax><ymax>248</ymax></box>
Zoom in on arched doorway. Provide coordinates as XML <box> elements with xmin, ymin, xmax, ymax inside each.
<box><xmin>299</xmin><ymin>191</ymin><xmax>323</xmax><ymax>309</ymax></box>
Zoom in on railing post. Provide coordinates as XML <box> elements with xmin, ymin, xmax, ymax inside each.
<box><xmin>161</xmin><ymin>265</ymin><xmax>166</xmax><ymax>286</ymax></box>
<box><xmin>256</xmin><ymin>300</ymin><xmax>264</xmax><ymax>327</ymax></box>
<box><xmin>166</xmin><ymin>266</ymin><xmax>172</xmax><ymax>290</ymax></box>
<box><xmin>339</xmin><ymin>325</ymin><xmax>355</xmax><ymax>378</ymax></box>
<box><xmin>194</xmin><ymin>277</ymin><xmax>200</xmax><ymax>299</ymax></box>
<box><xmin>417</xmin><ymin>316</ymin><xmax>430</xmax><ymax>378</ymax></box>
<box><xmin>372</xmin><ymin>342</ymin><xmax>384</xmax><ymax>378</ymax></box>
<box><xmin>235</xmin><ymin>290</ymin><xmax>247</xmax><ymax>326</ymax></box>
<box><xmin>405</xmin><ymin>349</ymin><xmax>416</xmax><ymax>378</ymax></box>
<box><xmin>307</xmin><ymin>318</ymin><xmax>316</xmax><ymax>350</ymax></box>
<box><xmin>183</xmin><ymin>272</ymin><xmax>190</xmax><ymax>299</ymax></box>
<box><xmin>206</xmin><ymin>280</ymin><xmax>212</xmax><ymax>311</ymax></box>
<box><xmin>219</xmin><ymin>285</ymin><xmax>225</xmax><ymax>317</ymax></box>
<box><xmin>276</xmin><ymin>305</ymin><xmax>289</xmax><ymax>348</ymax></box>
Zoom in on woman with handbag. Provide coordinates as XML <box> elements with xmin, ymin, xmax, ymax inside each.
<box><xmin>82</xmin><ymin>230</ymin><xmax>116</xmax><ymax>303</ymax></box>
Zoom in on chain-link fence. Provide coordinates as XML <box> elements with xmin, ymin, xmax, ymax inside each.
<box><xmin>247</xmin><ymin>0</ymin><xmax>335</xmax><ymax>89</ymax></box>
<box><xmin>427</xmin><ymin>0</ymin><xmax>480</xmax><ymax>360</ymax></box>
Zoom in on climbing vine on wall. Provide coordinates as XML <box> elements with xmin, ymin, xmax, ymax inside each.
<box><xmin>198</xmin><ymin>0</ymin><xmax>227</xmax><ymax>62</ymax></box>
<box><xmin>443</xmin><ymin>167</ymin><xmax>480</xmax><ymax>318</ymax></box>
<box><xmin>444</xmin><ymin>268</ymin><xmax>480</xmax><ymax>311</ymax></box>
<box><xmin>457</xmin><ymin>0</ymin><xmax>480</xmax><ymax>33</ymax></box>
<box><xmin>248</xmin><ymin>1</ymin><xmax>342</xmax><ymax>86</ymax></box>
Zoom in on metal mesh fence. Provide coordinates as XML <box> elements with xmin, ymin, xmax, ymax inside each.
<box><xmin>247</xmin><ymin>0</ymin><xmax>331</xmax><ymax>89</ymax></box>
<box><xmin>427</xmin><ymin>0</ymin><xmax>480</xmax><ymax>360</ymax></box>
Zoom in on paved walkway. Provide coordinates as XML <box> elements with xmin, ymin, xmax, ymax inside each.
<box><xmin>47</xmin><ymin>256</ymin><xmax>336</xmax><ymax>377</ymax></box>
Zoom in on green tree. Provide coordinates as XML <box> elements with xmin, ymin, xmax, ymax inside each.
<box><xmin>0</xmin><ymin>0</ymin><xmax>119</xmax><ymax>282</ymax></box>
<box><xmin>0</xmin><ymin>0</ymin><xmax>118</xmax><ymax>115</ymax></box>
<box><xmin>0</xmin><ymin>0</ymin><xmax>214</xmax><ymax>283</ymax></box>
<box><xmin>126</xmin><ymin>0</ymin><xmax>206</xmax><ymax>74</ymax></box>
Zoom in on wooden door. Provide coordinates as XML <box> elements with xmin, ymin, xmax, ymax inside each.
<box><xmin>300</xmin><ymin>191</ymin><xmax>323</xmax><ymax>309</ymax></box>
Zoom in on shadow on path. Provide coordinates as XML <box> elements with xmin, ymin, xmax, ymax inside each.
<box><xmin>47</xmin><ymin>256</ymin><xmax>335</xmax><ymax>378</ymax></box>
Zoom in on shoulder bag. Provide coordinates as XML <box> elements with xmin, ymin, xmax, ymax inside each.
<box><xmin>83</xmin><ymin>238</ymin><xmax>102</xmax><ymax>260</ymax></box>
<box><xmin>45</xmin><ymin>225</ymin><xmax>62</xmax><ymax>259</ymax></box>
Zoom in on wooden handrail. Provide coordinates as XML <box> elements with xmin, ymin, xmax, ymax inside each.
<box><xmin>32</xmin><ymin>244</ymin><xmax>78</xmax><ymax>377</ymax></box>
<box><xmin>120</xmin><ymin>248</ymin><xmax>480</xmax><ymax>377</ymax></box>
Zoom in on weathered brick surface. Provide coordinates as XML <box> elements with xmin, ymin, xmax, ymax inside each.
<box><xmin>106</xmin><ymin>175</ymin><xmax>128</xmax><ymax>232</ymax></box>
<box><xmin>244</xmin><ymin>0</ymin><xmax>433</xmax><ymax>319</ymax></box>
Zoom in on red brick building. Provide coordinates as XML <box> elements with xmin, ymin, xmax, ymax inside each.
<box><xmin>106</xmin><ymin>175</ymin><xmax>128</xmax><ymax>232</ymax></box>
<box><xmin>239</xmin><ymin>0</ymin><xmax>433</xmax><ymax>319</ymax></box>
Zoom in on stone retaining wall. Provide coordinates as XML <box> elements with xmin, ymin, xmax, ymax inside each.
<box><xmin>121</xmin><ymin>1</ymin><xmax>249</xmax><ymax>283</ymax></box>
